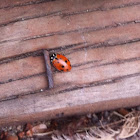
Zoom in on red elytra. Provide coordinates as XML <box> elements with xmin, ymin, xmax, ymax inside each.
<box><xmin>50</xmin><ymin>53</ymin><xmax>72</xmax><ymax>72</ymax></box>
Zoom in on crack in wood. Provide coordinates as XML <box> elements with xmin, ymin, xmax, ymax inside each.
<box><xmin>0</xmin><ymin>37</ymin><xmax>139</xmax><ymax>66</ymax></box>
<box><xmin>0</xmin><ymin>55</ymin><xmax>139</xmax><ymax>86</ymax></box>
<box><xmin>62</xmin><ymin>2</ymin><xmax>140</xmax><ymax>17</ymax></box>
<box><xmin>0</xmin><ymin>10</ymin><xmax>62</xmax><ymax>27</ymax></box>
<box><xmin>0</xmin><ymin>72</ymin><xmax>45</xmax><ymax>85</ymax></box>
<box><xmin>0</xmin><ymin>43</ymin><xmax>83</xmax><ymax>65</ymax></box>
<box><xmin>72</xmin><ymin>57</ymin><xmax>140</xmax><ymax>68</ymax></box>
<box><xmin>0</xmin><ymin>50</ymin><xmax>43</xmax><ymax>65</ymax></box>
<box><xmin>69</xmin><ymin>38</ymin><xmax>140</xmax><ymax>54</ymax></box>
<box><xmin>0</xmin><ymin>88</ymin><xmax>47</xmax><ymax>102</ymax></box>
<box><xmin>48</xmin><ymin>42</ymin><xmax>85</xmax><ymax>52</ymax></box>
<box><xmin>0</xmin><ymin>0</ymin><xmax>56</xmax><ymax>10</ymax></box>
<box><xmin>0</xmin><ymin>1</ymin><xmax>139</xmax><ymax>27</ymax></box>
<box><xmin>79</xmin><ymin>57</ymin><xmax>140</xmax><ymax>70</ymax></box>
<box><xmin>72</xmin><ymin>60</ymin><xmax>102</xmax><ymax>68</ymax></box>
<box><xmin>58</xmin><ymin>72</ymin><xmax>140</xmax><ymax>94</ymax></box>
<box><xmin>0</xmin><ymin>72</ymin><xmax>139</xmax><ymax>102</ymax></box>
<box><xmin>98</xmin><ymin>57</ymin><xmax>140</xmax><ymax>67</ymax></box>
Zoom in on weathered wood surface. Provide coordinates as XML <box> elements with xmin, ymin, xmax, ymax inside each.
<box><xmin>0</xmin><ymin>0</ymin><xmax>140</xmax><ymax>125</ymax></box>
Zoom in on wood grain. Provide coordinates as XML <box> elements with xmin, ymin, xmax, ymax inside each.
<box><xmin>0</xmin><ymin>22</ymin><xmax>140</xmax><ymax>60</ymax></box>
<box><xmin>0</xmin><ymin>0</ymin><xmax>139</xmax><ymax>25</ymax></box>
<box><xmin>1</xmin><ymin>4</ymin><xmax>140</xmax><ymax>43</ymax></box>
<box><xmin>0</xmin><ymin>0</ymin><xmax>139</xmax><ymax>125</ymax></box>
<box><xmin>0</xmin><ymin>0</ymin><xmax>53</xmax><ymax>9</ymax></box>
<box><xmin>0</xmin><ymin>41</ymin><xmax>139</xmax><ymax>100</ymax></box>
<box><xmin>0</xmin><ymin>74</ymin><xmax>139</xmax><ymax>125</ymax></box>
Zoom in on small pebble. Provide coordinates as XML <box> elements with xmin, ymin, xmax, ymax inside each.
<box><xmin>17</xmin><ymin>125</ymin><xmax>22</xmax><ymax>131</ymax></box>
<box><xmin>91</xmin><ymin>114</ymin><xmax>99</xmax><ymax>123</ymax></box>
<box><xmin>8</xmin><ymin>126</ymin><xmax>12</xmax><ymax>131</ymax></box>
<box><xmin>40</xmin><ymin>89</ymin><xmax>43</xmax><ymax>92</ymax></box>
<box><xmin>104</xmin><ymin>111</ymin><xmax>109</xmax><ymax>118</ymax></box>
<box><xmin>87</xmin><ymin>113</ymin><xmax>92</xmax><ymax>118</ymax></box>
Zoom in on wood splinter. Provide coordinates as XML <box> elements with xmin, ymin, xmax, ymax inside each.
<box><xmin>43</xmin><ymin>50</ymin><xmax>54</xmax><ymax>89</ymax></box>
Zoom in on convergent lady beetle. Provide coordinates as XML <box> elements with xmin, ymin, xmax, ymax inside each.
<box><xmin>50</xmin><ymin>53</ymin><xmax>71</xmax><ymax>72</ymax></box>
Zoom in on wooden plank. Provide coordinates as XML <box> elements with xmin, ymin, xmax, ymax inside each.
<box><xmin>0</xmin><ymin>40</ymin><xmax>140</xmax><ymax>84</ymax></box>
<box><xmin>1</xmin><ymin>4</ymin><xmax>140</xmax><ymax>44</ymax></box>
<box><xmin>0</xmin><ymin>75</ymin><xmax>47</xmax><ymax>100</ymax></box>
<box><xmin>0</xmin><ymin>0</ymin><xmax>139</xmax><ymax>26</ymax></box>
<box><xmin>0</xmin><ymin>0</ymin><xmax>139</xmax><ymax>125</ymax></box>
<box><xmin>0</xmin><ymin>22</ymin><xmax>140</xmax><ymax>60</ymax></box>
<box><xmin>0</xmin><ymin>74</ymin><xmax>139</xmax><ymax>125</ymax></box>
<box><xmin>0</xmin><ymin>58</ymin><xmax>139</xmax><ymax>100</ymax></box>
<box><xmin>0</xmin><ymin>56</ymin><xmax>45</xmax><ymax>83</ymax></box>
<box><xmin>0</xmin><ymin>41</ymin><xmax>139</xmax><ymax>100</ymax></box>
<box><xmin>0</xmin><ymin>23</ymin><xmax>139</xmax><ymax>83</ymax></box>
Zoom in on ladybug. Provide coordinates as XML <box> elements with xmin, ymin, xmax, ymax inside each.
<box><xmin>50</xmin><ymin>53</ymin><xmax>71</xmax><ymax>72</ymax></box>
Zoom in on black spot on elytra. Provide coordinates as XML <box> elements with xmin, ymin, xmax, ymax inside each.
<box><xmin>55</xmin><ymin>58</ymin><xmax>58</xmax><ymax>60</ymax></box>
<box><xmin>67</xmin><ymin>69</ymin><xmax>69</xmax><ymax>71</ymax></box>
<box><xmin>61</xmin><ymin>65</ymin><xmax>64</xmax><ymax>68</ymax></box>
<box><xmin>65</xmin><ymin>60</ymin><xmax>67</xmax><ymax>63</ymax></box>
